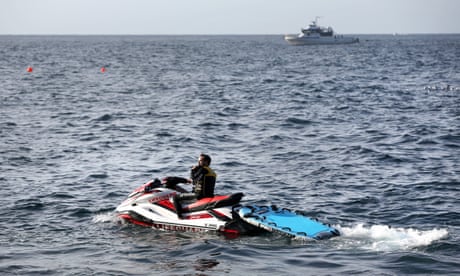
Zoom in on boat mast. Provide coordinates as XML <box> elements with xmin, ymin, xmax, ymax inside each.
<box><xmin>314</xmin><ymin>16</ymin><xmax>322</xmax><ymax>25</ymax></box>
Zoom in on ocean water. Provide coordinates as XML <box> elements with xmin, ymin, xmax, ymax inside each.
<box><xmin>0</xmin><ymin>34</ymin><xmax>459</xmax><ymax>275</ymax></box>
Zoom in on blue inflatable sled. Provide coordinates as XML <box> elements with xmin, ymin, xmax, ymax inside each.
<box><xmin>236</xmin><ymin>205</ymin><xmax>340</xmax><ymax>240</ymax></box>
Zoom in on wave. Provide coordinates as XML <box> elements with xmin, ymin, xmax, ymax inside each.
<box><xmin>336</xmin><ymin>223</ymin><xmax>448</xmax><ymax>252</ymax></box>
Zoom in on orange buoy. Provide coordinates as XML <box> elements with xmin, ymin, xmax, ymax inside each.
<box><xmin>26</xmin><ymin>66</ymin><xmax>33</xmax><ymax>73</ymax></box>
<box><xmin>100</xmin><ymin>67</ymin><xmax>106</xmax><ymax>73</ymax></box>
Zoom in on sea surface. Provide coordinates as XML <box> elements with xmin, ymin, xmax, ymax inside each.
<box><xmin>0</xmin><ymin>34</ymin><xmax>459</xmax><ymax>275</ymax></box>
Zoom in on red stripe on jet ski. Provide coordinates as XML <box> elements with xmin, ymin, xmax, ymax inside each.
<box><xmin>118</xmin><ymin>214</ymin><xmax>154</xmax><ymax>227</ymax></box>
<box><xmin>220</xmin><ymin>227</ymin><xmax>240</xmax><ymax>237</ymax></box>
<box><xmin>156</xmin><ymin>199</ymin><xmax>175</xmax><ymax>210</ymax></box>
<box><xmin>183</xmin><ymin>213</ymin><xmax>213</xmax><ymax>220</ymax></box>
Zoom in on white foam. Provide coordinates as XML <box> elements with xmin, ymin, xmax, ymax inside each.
<box><xmin>336</xmin><ymin>223</ymin><xmax>448</xmax><ymax>251</ymax></box>
<box><xmin>92</xmin><ymin>211</ymin><xmax>121</xmax><ymax>224</ymax></box>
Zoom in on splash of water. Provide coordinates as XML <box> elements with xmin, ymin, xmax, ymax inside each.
<box><xmin>92</xmin><ymin>212</ymin><xmax>121</xmax><ymax>224</ymax></box>
<box><xmin>336</xmin><ymin>223</ymin><xmax>448</xmax><ymax>251</ymax></box>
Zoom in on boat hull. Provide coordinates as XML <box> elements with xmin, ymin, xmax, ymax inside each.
<box><xmin>284</xmin><ymin>34</ymin><xmax>359</xmax><ymax>45</ymax></box>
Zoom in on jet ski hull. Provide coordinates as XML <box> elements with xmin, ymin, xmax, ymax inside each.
<box><xmin>116</xmin><ymin>180</ymin><xmax>259</xmax><ymax>235</ymax></box>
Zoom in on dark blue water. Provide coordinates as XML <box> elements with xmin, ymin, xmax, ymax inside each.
<box><xmin>1</xmin><ymin>35</ymin><xmax>459</xmax><ymax>275</ymax></box>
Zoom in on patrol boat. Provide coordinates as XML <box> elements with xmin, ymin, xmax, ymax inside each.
<box><xmin>284</xmin><ymin>18</ymin><xmax>359</xmax><ymax>45</ymax></box>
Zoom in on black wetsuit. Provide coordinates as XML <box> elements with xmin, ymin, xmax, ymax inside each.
<box><xmin>190</xmin><ymin>165</ymin><xmax>216</xmax><ymax>199</ymax></box>
<box><xmin>173</xmin><ymin>166</ymin><xmax>216</xmax><ymax>217</ymax></box>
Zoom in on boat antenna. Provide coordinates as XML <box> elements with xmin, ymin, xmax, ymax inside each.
<box><xmin>315</xmin><ymin>16</ymin><xmax>324</xmax><ymax>24</ymax></box>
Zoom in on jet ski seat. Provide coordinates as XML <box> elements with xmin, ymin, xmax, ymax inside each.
<box><xmin>183</xmin><ymin>192</ymin><xmax>244</xmax><ymax>213</ymax></box>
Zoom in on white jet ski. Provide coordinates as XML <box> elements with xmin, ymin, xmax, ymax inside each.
<box><xmin>116</xmin><ymin>177</ymin><xmax>259</xmax><ymax>236</ymax></box>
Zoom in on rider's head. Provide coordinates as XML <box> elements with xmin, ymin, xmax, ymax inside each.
<box><xmin>198</xmin><ymin>153</ymin><xmax>211</xmax><ymax>167</ymax></box>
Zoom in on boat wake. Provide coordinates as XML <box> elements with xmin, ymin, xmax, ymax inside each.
<box><xmin>336</xmin><ymin>223</ymin><xmax>448</xmax><ymax>251</ymax></box>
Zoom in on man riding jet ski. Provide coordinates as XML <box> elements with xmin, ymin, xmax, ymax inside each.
<box><xmin>116</xmin><ymin>177</ymin><xmax>259</xmax><ymax>235</ymax></box>
<box><xmin>116</xmin><ymin>154</ymin><xmax>259</xmax><ymax>235</ymax></box>
<box><xmin>172</xmin><ymin>153</ymin><xmax>216</xmax><ymax>218</ymax></box>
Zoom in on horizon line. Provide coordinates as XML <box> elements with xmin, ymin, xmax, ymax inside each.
<box><xmin>1</xmin><ymin>32</ymin><xmax>459</xmax><ymax>36</ymax></box>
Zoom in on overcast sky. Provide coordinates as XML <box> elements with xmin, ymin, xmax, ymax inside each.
<box><xmin>1</xmin><ymin>0</ymin><xmax>459</xmax><ymax>35</ymax></box>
